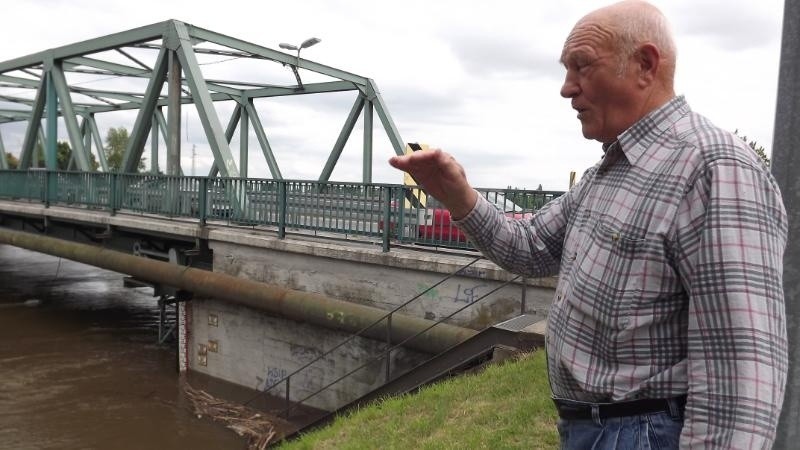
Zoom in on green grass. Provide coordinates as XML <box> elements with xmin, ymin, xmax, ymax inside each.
<box><xmin>279</xmin><ymin>350</ymin><xmax>558</xmax><ymax>450</ymax></box>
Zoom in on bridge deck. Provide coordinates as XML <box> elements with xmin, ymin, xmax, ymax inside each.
<box><xmin>0</xmin><ymin>199</ymin><xmax>557</xmax><ymax>289</ymax></box>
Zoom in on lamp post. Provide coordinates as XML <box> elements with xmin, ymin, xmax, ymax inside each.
<box><xmin>278</xmin><ymin>37</ymin><xmax>321</xmax><ymax>89</ymax></box>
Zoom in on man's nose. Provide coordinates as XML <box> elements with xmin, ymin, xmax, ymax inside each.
<box><xmin>560</xmin><ymin>73</ymin><xmax>579</xmax><ymax>98</ymax></box>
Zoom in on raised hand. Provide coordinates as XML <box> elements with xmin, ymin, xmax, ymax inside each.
<box><xmin>389</xmin><ymin>148</ymin><xmax>478</xmax><ymax>219</ymax></box>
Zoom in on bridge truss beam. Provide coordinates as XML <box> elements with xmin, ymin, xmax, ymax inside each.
<box><xmin>0</xmin><ymin>19</ymin><xmax>404</xmax><ymax>181</ymax></box>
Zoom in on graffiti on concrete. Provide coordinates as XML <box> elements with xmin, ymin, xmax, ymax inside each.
<box><xmin>447</xmin><ymin>283</ymin><xmax>487</xmax><ymax>304</ymax></box>
<box><xmin>291</xmin><ymin>343</ymin><xmax>323</xmax><ymax>362</ymax></box>
<box><xmin>459</xmin><ymin>267</ymin><xmax>487</xmax><ymax>278</ymax></box>
<box><xmin>259</xmin><ymin>366</ymin><xmax>288</xmax><ymax>390</ymax></box>
<box><xmin>417</xmin><ymin>282</ymin><xmax>440</xmax><ymax>300</ymax></box>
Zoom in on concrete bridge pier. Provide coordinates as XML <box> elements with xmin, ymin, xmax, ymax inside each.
<box><xmin>184</xmin><ymin>236</ymin><xmax>556</xmax><ymax>412</ymax></box>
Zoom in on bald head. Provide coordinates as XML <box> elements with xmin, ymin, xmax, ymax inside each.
<box><xmin>559</xmin><ymin>0</ymin><xmax>678</xmax><ymax>142</ymax></box>
<box><xmin>578</xmin><ymin>0</ymin><xmax>676</xmax><ymax>86</ymax></box>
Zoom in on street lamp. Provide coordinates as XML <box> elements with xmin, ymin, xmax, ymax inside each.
<box><xmin>279</xmin><ymin>37</ymin><xmax>321</xmax><ymax>57</ymax></box>
<box><xmin>278</xmin><ymin>37</ymin><xmax>321</xmax><ymax>89</ymax></box>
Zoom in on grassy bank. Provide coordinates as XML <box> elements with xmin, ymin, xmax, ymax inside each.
<box><xmin>279</xmin><ymin>350</ymin><xmax>558</xmax><ymax>449</ymax></box>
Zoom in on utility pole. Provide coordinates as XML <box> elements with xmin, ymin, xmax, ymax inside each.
<box><xmin>771</xmin><ymin>0</ymin><xmax>800</xmax><ymax>447</ymax></box>
<box><xmin>192</xmin><ymin>144</ymin><xmax>196</xmax><ymax>176</ymax></box>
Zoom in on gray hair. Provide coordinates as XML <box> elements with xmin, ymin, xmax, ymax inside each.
<box><xmin>613</xmin><ymin>2</ymin><xmax>677</xmax><ymax>80</ymax></box>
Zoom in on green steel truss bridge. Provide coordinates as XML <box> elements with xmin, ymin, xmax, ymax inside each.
<box><xmin>0</xmin><ymin>20</ymin><xmax>563</xmax><ymax>251</ymax></box>
<box><xmin>0</xmin><ymin>19</ymin><xmax>402</xmax><ymax>179</ymax></box>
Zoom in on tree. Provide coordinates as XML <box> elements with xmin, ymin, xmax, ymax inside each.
<box><xmin>734</xmin><ymin>129</ymin><xmax>770</xmax><ymax>166</ymax></box>
<box><xmin>28</xmin><ymin>140</ymin><xmax>99</xmax><ymax>170</ymax></box>
<box><xmin>104</xmin><ymin>127</ymin><xmax>145</xmax><ymax>172</ymax></box>
<box><xmin>57</xmin><ymin>141</ymin><xmax>71</xmax><ymax>170</ymax></box>
<box><xmin>5</xmin><ymin>152</ymin><xmax>19</xmax><ymax>169</ymax></box>
<box><xmin>105</xmin><ymin>127</ymin><xmax>127</xmax><ymax>172</ymax></box>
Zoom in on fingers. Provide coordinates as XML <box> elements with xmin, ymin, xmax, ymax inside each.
<box><xmin>389</xmin><ymin>148</ymin><xmax>444</xmax><ymax>171</ymax></box>
<box><xmin>388</xmin><ymin>155</ymin><xmax>408</xmax><ymax>170</ymax></box>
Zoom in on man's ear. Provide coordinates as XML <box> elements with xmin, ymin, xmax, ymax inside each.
<box><xmin>635</xmin><ymin>43</ymin><xmax>660</xmax><ymax>86</ymax></box>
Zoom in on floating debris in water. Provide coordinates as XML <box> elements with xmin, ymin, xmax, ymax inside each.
<box><xmin>184</xmin><ymin>383</ymin><xmax>285</xmax><ymax>449</ymax></box>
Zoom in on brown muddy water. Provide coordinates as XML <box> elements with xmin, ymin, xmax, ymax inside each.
<box><xmin>0</xmin><ymin>244</ymin><xmax>248</xmax><ymax>449</ymax></box>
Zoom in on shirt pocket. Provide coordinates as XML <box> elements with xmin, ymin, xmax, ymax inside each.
<box><xmin>568</xmin><ymin>214</ymin><xmax>647</xmax><ymax>330</ymax></box>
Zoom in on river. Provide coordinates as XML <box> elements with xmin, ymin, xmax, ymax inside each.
<box><xmin>0</xmin><ymin>244</ymin><xmax>247</xmax><ymax>449</ymax></box>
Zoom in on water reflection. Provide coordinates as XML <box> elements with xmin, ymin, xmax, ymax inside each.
<box><xmin>0</xmin><ymin>244</ymin><xmax>246</xmax><ymax>449</ymax></box>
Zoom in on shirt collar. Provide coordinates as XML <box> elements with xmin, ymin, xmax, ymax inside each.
<box><xmin>599</xmin><ymin>96</ymin><xmax>691</xmax><ymax>171</ymax></box>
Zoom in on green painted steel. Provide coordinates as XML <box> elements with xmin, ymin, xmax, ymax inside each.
<box><xmin>36</xmin><ymin>129</ymin><xmax>46</xmax><ymax>168</ymax></box>
<box><xmin>175</xmin><ymin>25</ymin><xmax>240</xmax><ymax>178</ymax></box>
<box><xmin>244</xmin><ymin>81</ymin><xmax>358</xmax><ymax>98</ymax></box>
<box><xmin>150</xmin><ymin>113</ymin><xmax>159</xmax><ymax>174</ymax></box>
<box><xmin>367</xmin><ymin>79</ymin><xmax>405</xmax><ymax>157</ymax></box>
<box><xmin>0</xmin><ymin>21</ymin><xmax>165</xmax><ymax>73</ymax></box>
<box><xmin>187</xmin><ymin>25</ymin><xmax>369</xmax><ymax>86</ymax></box>
<box><xmin>66</xmin><ymin>56</ymin><xmax>149</xmax><ymax>77</ymax></box>
<box><xmin>0</xmin><ymin>131</ymin><xmax>7</xmax><ymax>170</ymax></box>
<box><xmin>81</xmin><ymin>118</ymin><xmax>91</xmax><ymax>171</ymax></box>
<box><xmin>87</xmin><ymin>115</ymin><xmax>109</xmax><ymax>171</ymax></box>
<box><xmin>363</xmin><ymin>101</ymin><xmax>373</xmax><ymax>183</ymax></box>
<box><xmin>19</xmin><ymin>77</ymin><xmax>46</xmax><ymax>169</ymax></box>
<box><xmin>318</xmin><ymin>95</ymin><xmax>365</xmax><ymax>183</ymax></box>
<box><xmin>51</xmin><ymin>63</ymin><xmax>92</xmax><ymax>171</ymax></box>
<box><xmin>0</xmin><ymin>170</ymin><xmax>564</xmax><ymax>252</ymax></box>
<box><xmin>166</xmin><ymin>50</ymin><xmax>182</xmax><ymax>176</ymax></box>
<box><xmin>122</xmin><ymin>47</ymin><xmax>169</xmax><ymax>173</ymax></box>
<box><xmin>0</xmin><ymin>19</ymin><xmax>406</xmax><ymax>182</ymax></box>
<box><xmin>240</xmin><ymin>101</ymin><xmax>249</xmax><ymax>179</ymax></box>
<box><xmin>45</xmin><ymin>72</ymin><xmax>58</xmax><ymax>170</ymax></box>
<box><xmin>243</xmin><ymin>100</ymin><xmax>281</xmax><ymax>179</ymax></box>
<box><xmin>208</xmin><ymin>104</ymin><xmax>242</xmax><ymax>177</ymax></box>
<box><xmin>0</xmin><ymin>74</ymin><xmax>41</xmax><ymax>88</ymax></box>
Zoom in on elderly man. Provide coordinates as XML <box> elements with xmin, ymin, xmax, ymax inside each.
<box><xmin>390</xmin><ymin>1</ymin><xmax>788</xmax><ymax>448</ymax></box>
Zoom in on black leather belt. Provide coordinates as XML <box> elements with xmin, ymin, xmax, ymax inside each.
<box><xmin>553</xmin><ymin>395</ymin><xmax>687</xmax><ymax>420</ymax></box>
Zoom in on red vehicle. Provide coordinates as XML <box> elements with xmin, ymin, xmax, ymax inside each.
<box><xmin>380</xmin><ymin>193</ymin><xmax>533</xmax><ymax>244</ymax></box>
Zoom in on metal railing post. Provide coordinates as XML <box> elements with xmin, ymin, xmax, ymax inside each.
<box><xmin>382</xmin><ymin>187</ymin><xmax>391</xmax><ymax>252</ymax></box>
<box><xmin>109</xmin><ymin>173</ymin><xmax>118</xmax><ymax>216</ymax></box>
<box><xmin>198</xmin><ymin>177</ymin><xmax>208</xmax><ymax>226</ymax></box>
<box><xmin>385</xmin><ymin>313</ymin><xmax>393</xmax><ymax>382</ymax></box>
<box><xmin>397</xmin><ymin>187</ymin><xmax>406</xmax><ymax>243</ymax></box>
<box><xmin>283</xmin><ymin>377</ymin><xmax>291</xmax><ymax>418</ymax></box>
<box><xmin>278</xmin><ymin>181</ymin><xmax>287</xmax><ymax>239</ymax></box>
<box><xmin>44</xmin><ymin>170</ymin><xmax>51</xmax><ymax>208</ymax></box>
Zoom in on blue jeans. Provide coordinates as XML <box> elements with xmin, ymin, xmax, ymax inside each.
<box><xmin>556</xmin><ymin>399</ymin><xmax>684</xmax><ymax>450</ymax></box>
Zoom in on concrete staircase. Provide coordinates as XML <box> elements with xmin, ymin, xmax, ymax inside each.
<box><xmin>286</xmin><ymin>314</ymin><xmax>547</xmax><ymax>440</ymax></box>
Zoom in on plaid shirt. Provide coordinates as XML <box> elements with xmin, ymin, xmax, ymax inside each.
<box><xmin>456</xmin><ymin>96</ymin><xmax>787</xmax><ymax>448</ymax></box>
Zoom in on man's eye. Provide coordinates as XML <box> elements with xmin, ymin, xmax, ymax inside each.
<box><xmin>576</xmin><ymin>60</ymin><xmax>595</xmax><ymax>73</ymax></box>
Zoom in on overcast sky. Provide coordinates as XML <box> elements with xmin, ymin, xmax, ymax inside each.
<box><xmin>0</xmin><ymin>0</ymin><xmax>785</xmax><ymax>190</ymax></box>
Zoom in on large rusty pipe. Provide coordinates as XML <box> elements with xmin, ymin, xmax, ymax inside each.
<box><xmin>0</xmin><ymin>228</ymin><xmax>477</xmax><ymax>353</ymax></box>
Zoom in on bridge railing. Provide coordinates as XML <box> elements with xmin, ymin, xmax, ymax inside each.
<box><xmin>0</xmin><ymin>170</ymin><xmax>564</xmax><ymax>251</ymax></box>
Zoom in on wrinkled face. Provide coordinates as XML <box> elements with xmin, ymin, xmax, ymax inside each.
<box><xmin>560</xmin><ymin>20</ymin><xmax>641</xmax><ymax>143</ymax></box>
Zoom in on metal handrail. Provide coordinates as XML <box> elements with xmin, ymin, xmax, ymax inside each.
<box><xmin>242</xmin><ymin>255</ymin><xmax>485</xmax><ymax>408</ymax></box>
<box><xmin>0</xmin><ymin>170</ymin><xmax>565</xmax><ymax>252</ymax></box>
<box><xmin>282</xmin><ymin>274</ymin><xmax>522</xmax><ymax>418</ymax></box>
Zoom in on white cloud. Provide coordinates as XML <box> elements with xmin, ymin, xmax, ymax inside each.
<box><xmin>0</xmin><ymin>0</ymin><xmax>786</xmax><ymax>190</ymax></box>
